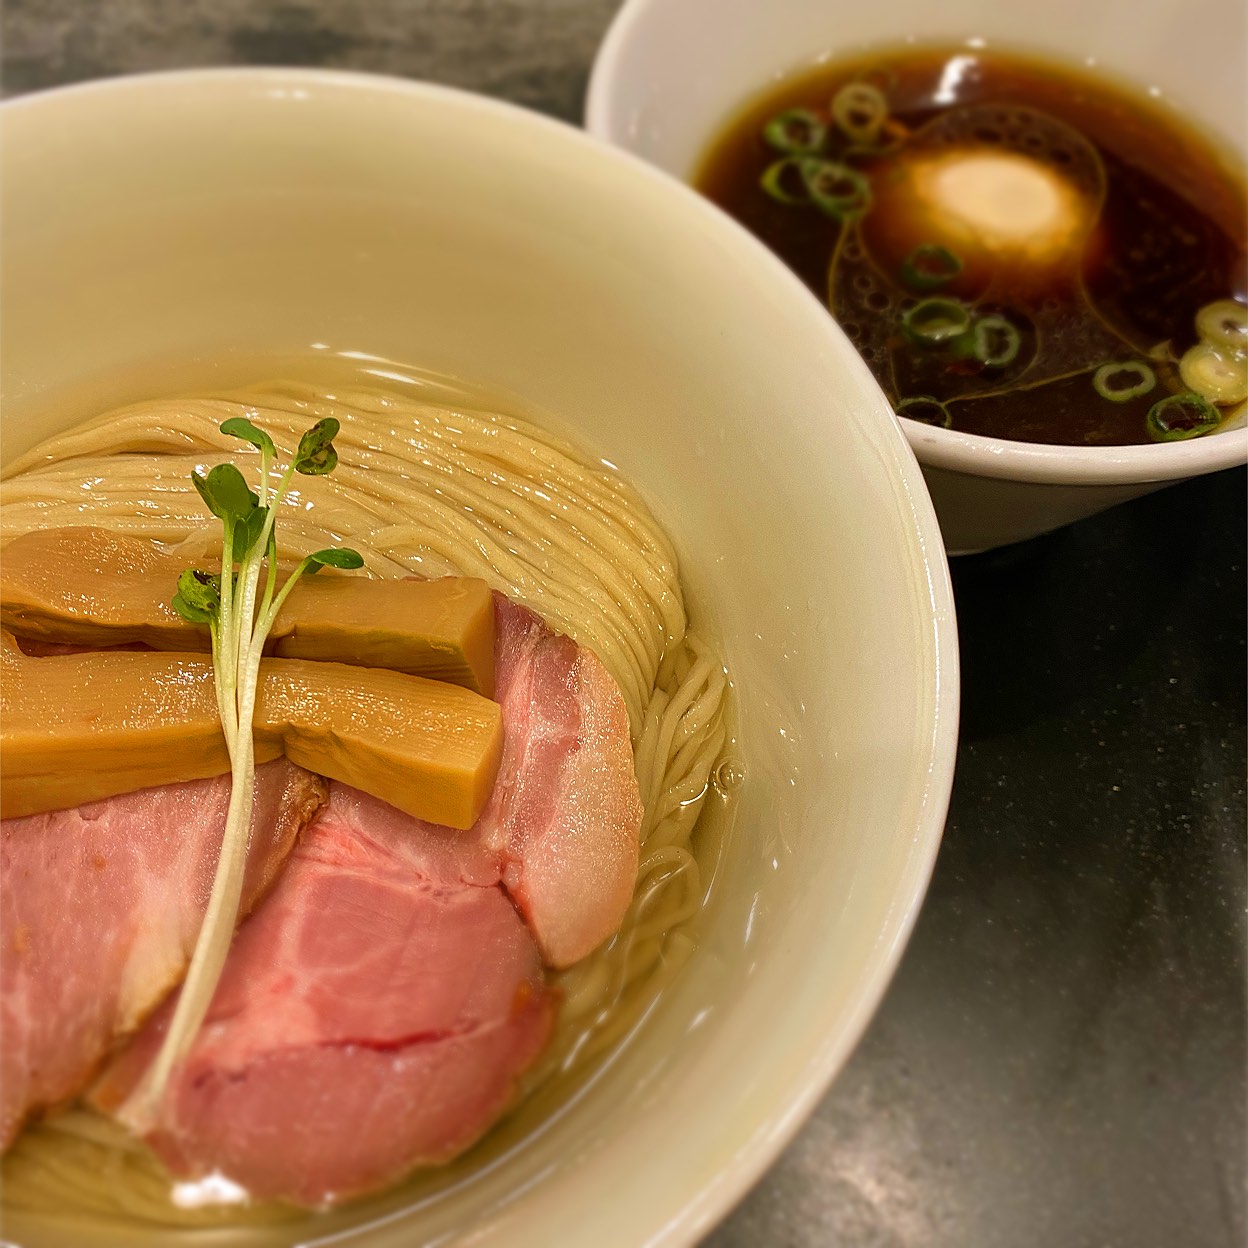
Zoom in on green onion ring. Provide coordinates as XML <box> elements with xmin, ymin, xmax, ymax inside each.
<box><xmin>900</xmin><ymin>244</ymin><xmax>963</xmax><ymax>291</ymax></box>
<box><xmin>901</xmin><ymin>298</ymin><xmax>972</xmax><ymax>346</ymax></box>
<box><xmin>1179</xmin><ymin>341</ymin><xmax>1248</xmax><ymax>405</ymax></box>
<box><xmin>1145</xmin><ymin>392</ymin><xmax>1222</xmax><ymax>441</ymax></box>
<box><xmin>831</xmin><ymin>82</ymin><xmax>888</xmax><ymax>144</ymax></box>
<box><xmin>759</xmin><ymin>158</ymin><xmax>810</xmax><ymax>204</ymax></box>
<box><xmin>1092</xmin><ymin>361</ymin><xmax>1157</xmax><ymax>403</ymax></box>
<box><xmin>896</xmin><ymin>396</ymin><xmax>952</xmax><ymax>428</ymax></box>
<box><xmin>972</xmin><ymin>315</ymin><xmax>1022</xmax><ymax>367</ymax></box>
<box><xmin>799</xmin><ymin>158</ymin><xmax>872</xmax><ymax>220</ymax></box>
<box><xmin>762</xmin><ymin>108</ymin><xmax>828</xmax><ymax>155</ymax></box>
<box><xmin>1195</xmin><ymin>299</ymin><xmax>1248</xmax><ymax>356</ymax></box>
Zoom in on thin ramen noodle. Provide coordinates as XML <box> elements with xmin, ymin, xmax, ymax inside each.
<box><xmin>0</xmin><ymin>379</ymin><xmax>735</xmax><ymax>1226</ymax></box>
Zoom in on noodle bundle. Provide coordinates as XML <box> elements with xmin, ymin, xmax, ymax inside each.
<box><xmin>0</xmin><ymin>380</ymin><xmax>734</xmax><ymax>1226</ymax></box>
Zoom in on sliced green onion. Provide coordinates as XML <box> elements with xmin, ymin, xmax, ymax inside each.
<box><xmin>1195</xmin><ymin>299</ymin><xmax>1248</xmax><ymax>356</ymax></box>
<box><xmin>900</xmin><ymin>244</ymin><xmax>963</xmax><ymax>291</ymax></box>
<box><xmin>901</xmin><ymin>297</ymin><xmax>972</xmax><ymax>346</ymax></box>
<box><xmin>759</xmin><ymin>157</ymin><xmax>809</xmax><ymax>204</ymax></box>
<box><xmin>1179</xmin><ymin>341</ymin><xmax>1248</xmax><ymax>405</ymax></box>
<box><xmin>972</xmin><ymin>315</ymin><xmax>1021</xmax><ymax>368</ymax></box>
<box><xmin>1092</xmin><ymin>361</ymin><xmax>1156</xmax><ymax>403</ymax></box>
<box><xmin>762</xmin><ymin>108</ymin><xmax>827</xmax><ymax>154</ymax></box>
<box><xmin>896</xmin><ymin>396</ymin><xmax>952</xmax><ymax>428</ymax></box>
<box><xmin>831</xmin><ymin>82</ymin><xmax>888</xmax><ymax>144</ymax></box>
<box><xmin>800</xmin><ymin>158</ymin><xmax>872</xmax><ymax>220</ymax></box>
<box><xmin>1145</xmin><ymin>392</ymin><xmax>1222</xmax><ymax>441</ymax></box>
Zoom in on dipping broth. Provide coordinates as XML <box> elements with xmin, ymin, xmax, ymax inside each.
<box><xmin>695</xmin><ymin>47</ymin><xmax>1248</xmax><ymax>446</ymax></box>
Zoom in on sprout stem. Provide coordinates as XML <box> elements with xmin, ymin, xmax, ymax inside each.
<box><xmin>141</xmin><ymin>422</ymin><xmax>360</xmax><ymax>1128</ymax></box>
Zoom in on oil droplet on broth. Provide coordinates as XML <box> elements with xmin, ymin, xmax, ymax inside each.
<box><xmin>712</xmin><ymin>757</ymin><xmax>746</xmax><ymax>795</ymax></box>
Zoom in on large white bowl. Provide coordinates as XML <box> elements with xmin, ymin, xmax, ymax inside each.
<box><xmin>587</xmin><ymin>0</ymin><xmax>1248</xmax><ymax>554</ymax></box>
<box><xmin>0</xmin><ymin>70</ymin><xmax>957</xmax><ymax>1246</ymax></box>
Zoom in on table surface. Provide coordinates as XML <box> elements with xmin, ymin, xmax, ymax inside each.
<box><xmin>4</xmin><ymin>3</ymin><xmax>1245</xmax><ymax>1246</ymax></box>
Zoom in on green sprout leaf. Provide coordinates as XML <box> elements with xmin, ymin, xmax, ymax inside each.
<box><xmin>220</xmin><ymin>417</ymin><xmax>276</xmax><ymax>457</ymax></box>
<box><xmin>294</xmin><ymin>419</ymin><xmax>341</xmax><ymax>476</ymax></box>
<box><xmin>171</xmin><ymin>567</ymin><xmax>220</xmax><ymax>625</ymax></box>
<box><xmin>176</xmin><ymin>567</ymin><xmax>221</xmax><ymax>614</ymax></box>
<box><xmin>296</xmin><ymin>418</ymin><xmax>339</xmax><ymax>459</ymax></box>
<box><xmin>190</xmin><ymin>469</ymin><xmax>217</xmax><ymax>516</ymax></box>
<box><xmin>192</xmin><ymin>463</ymin><xmax>259</xmax><ymax>520</ymax></box>
<box><xmin>171</xmin><ymin>591</ymin><xmax>213</xmax><ymax>624</ymax></box>
<box><xmin>295</xmin><ymin>443</ymin><xmax>339</xmax><ymax>475</ymax></box>
<box><xmin>234</xmin><ymin>505</ymin><xmax>270</xmax><ymax>558</ymax></box>
<box><xmin>305</xmin><ymin>547</ymin><xmax>365</xmax><ymax>573</ymax></box>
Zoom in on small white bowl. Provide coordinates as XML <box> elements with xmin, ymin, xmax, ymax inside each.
<box><xmin>1</xmin><ymin>69</ymin><xmax>956</xmax><ymax>1247</ymax></box>
<box><xmin>587</xmin><ymin>0</ymin><xmax>1248</xmax><ymax>554</ymax></box>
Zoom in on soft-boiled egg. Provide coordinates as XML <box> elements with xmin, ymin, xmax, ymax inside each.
<box><xmin>864</xmin><ymin>146</ymin><xmax>1100</xmax><ymax>292</ymax></box>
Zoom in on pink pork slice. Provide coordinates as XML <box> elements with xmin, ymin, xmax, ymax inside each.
<box><xmin>0</xmin><ymin>759</ymin><xmax>326</xmax><ymax>1150</ymax></box>
<box><xmin>477</xmin><ymin>594</ymin><xmax>642</xmax><ymax>968</ymax></box>
<box><xmin>92</xmin><ymin>783</ymin><xmax>557</xmax><ymax>1207</ymax></box>
<box><xmin>86</xmin><ymin>598</ymin><xmax>641</xmax><ymax>1204</ymax></box>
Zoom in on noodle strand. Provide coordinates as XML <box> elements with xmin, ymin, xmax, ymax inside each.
<box><xmin>0</xmin><ymin>381</ymin><xmax>735</xmax><ymax>1228</ymax></box>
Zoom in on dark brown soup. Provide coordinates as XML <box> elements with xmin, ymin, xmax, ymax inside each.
<box><xmin>694</xmin><ymin>47</ymin><xmax>1248</xmax><ymax>446</ymax></box>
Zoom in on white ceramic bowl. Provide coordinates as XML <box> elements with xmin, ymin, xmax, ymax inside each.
<box><xmin>0</xmin><ymin>70</ymin><xmax>957</xmax><ymax>1247</ymax></box>
<box><xmin>587</xmin><ymin>0</ymin><xmax>1248</xmax><ymax>554</ymax></box>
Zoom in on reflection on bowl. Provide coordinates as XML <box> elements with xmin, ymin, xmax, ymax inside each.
<box><xmin>587</xmin><ymin>0</ymin><xmax>1248</xmax><ymax>554</ymax></box>
<box><xmin>0</xmin><ymin>70</ymin><xmax>956</xmax><ymax>1247</ymax></box>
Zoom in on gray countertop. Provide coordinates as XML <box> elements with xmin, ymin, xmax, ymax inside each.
<box><xmin>3</xmin><ymin>3</ymin><xmax>1245</xmax><ymax>1246</ymax></box>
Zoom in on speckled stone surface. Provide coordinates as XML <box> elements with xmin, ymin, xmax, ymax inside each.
<box><xmin>1</xmin><ymin>0</ymin><xmax>616</xmax><ymax>122</ymax></box>
<box><xmin>3</xmin><ymin>5</ymin><xmax>1244</xmax><ymax>1246</ymax></box>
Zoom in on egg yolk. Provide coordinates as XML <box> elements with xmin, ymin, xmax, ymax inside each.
<box><xmin>909</xmin><ymin>149</ymin><xmax>1090</xmax><ymax>262</ymax></box>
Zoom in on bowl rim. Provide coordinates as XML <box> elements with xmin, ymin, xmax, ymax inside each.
<box><xmin>2</xmin><ymin>64</ymin><xmax>960</xmax><ymax>1247</ymax></box>
<box><xmin>898</xmin><ymin>417</ymin><xmax>1248</xmax><ymax>484</ymax></box>
<box><xmin>585</xmin><ymin>0</ymin><xmax>1248</xmax><ymax>488</ymax></box>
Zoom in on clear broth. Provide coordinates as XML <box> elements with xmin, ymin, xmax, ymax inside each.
<box><xmin>0</xmin><ymin>354</ymin><xmax>743</xmax><ymax>1242</ymax></box>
